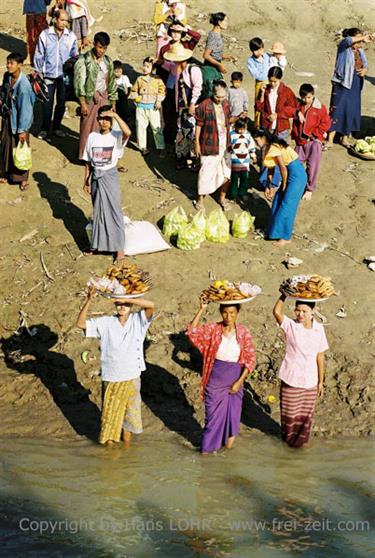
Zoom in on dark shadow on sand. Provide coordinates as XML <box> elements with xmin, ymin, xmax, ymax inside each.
<box><xmin>0</xmin><ymin>33</ymin><xmax>26</xmax><ymax>57</ymax></box>
<box><xmin>33</xmin><ymin>171</ymin><xmax>90</xmax><ymax>251</ymax></box>
<box><xmin>142</xmin><ymin>360</ymin><xmax>201</xmax><ymax>447</ymax></box>
<box><xmin>0</xmin><ymin>325</ymin><xmax>100</xmax><ymax>441</ymax></box>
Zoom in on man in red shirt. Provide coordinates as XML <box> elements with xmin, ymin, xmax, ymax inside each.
<box><xmin>292</xmin><ymin>83</ymin><xmax>331</xmax><ymax>201</ymax></box>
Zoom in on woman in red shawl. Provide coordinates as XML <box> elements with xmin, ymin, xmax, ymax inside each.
<box><xmin>187</xmin><ymin>295</ymin><xmax>256</xmax><ymax>454</ymax></box>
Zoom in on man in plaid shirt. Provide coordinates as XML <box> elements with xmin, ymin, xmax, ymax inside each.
<box><xmin>194</xmin><ymin>80</ymin><xmax>232</xmax><ymax>211</ymax></box>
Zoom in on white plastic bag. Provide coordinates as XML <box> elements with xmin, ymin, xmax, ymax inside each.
<box><xmin>124</xmin><ymin>217</ymin><xmax>170</xmax><ymax>255</ymax></box>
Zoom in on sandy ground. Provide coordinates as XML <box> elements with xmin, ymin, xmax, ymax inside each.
<box><xmin>0</xmin><ymin>0</ymin><xmax>374</xmax><ymax>444</ymax></box>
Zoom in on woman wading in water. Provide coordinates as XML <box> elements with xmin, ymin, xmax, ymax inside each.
<box><xmin>187</xmin><ymin>295</ymin><xmax>256</xmax><ymax>454</ymax></box>
<box><xmin>273</xmin><ymin>293</ymin><xmax>329</xmax><ymax>448</ymax></box>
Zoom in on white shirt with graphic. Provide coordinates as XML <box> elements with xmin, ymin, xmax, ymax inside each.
<box><xmin>83</xmin><ymin>130</ymin><xmax>126</xmax><ymax>171</ymax></box>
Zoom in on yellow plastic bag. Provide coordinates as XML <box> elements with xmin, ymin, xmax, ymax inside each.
<box><xmin>205</xmin><ymin>209</ymin><xmax>230</xmax><ymax>243</ymax></box>
<box><xmin>231</xmin><ymin>212</ymin><xmax>255</xmax><ymax>238</ymax></box>
<box><xmin>191</xmin><ymin>209</ymin><xmax>206</xmax><ymax>242</ymax></box>
<box><xmin>13</xmin><ymin>142</ymin><xmax>32</xmax><ymax>171</ymax></box>
<box><xmin>177</xmin><ymin>223</ymin><xmax>202</xmax><ymax>250</ymax></box>
<box><xmin>163</xmin><ymin>206</ymin><xmax>188</xmax><ymax>238</ymax></box>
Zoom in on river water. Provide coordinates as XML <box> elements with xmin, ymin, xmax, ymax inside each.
<box><xmin>0</xmin><ymin>434</ymin><xmax>373</xmax><ymax>557</ymax></box>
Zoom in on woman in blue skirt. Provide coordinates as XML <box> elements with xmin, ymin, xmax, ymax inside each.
<box><xmin>253</xmin><ymin>128</ymin><xmax>307</xmax><ymax>247</ymax></box>
<box><xmin>326</xmin><ymin>28</ymin><xmax>373</xmax><ymax>149</ymax></box>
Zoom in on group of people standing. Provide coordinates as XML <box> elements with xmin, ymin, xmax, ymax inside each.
<box><xmin>0</xmin><ymin>1</ymin><xmax>373</xmax><ymax>452</ymax></box>
<box><xmin>76</xmin><ymin>283</ymin><xmax>329</xmax><ymax>453</ymax></box>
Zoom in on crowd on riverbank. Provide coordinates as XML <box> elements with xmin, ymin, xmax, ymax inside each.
<box><xmin>0</xmin><ymin>0</ymin><xmax>374</xmax><ymax>452</ymax></box>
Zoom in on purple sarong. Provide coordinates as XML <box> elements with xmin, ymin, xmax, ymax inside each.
<box><xmin>202</xmin><ymin>359</ymin><xmax>243</xmax><ymax>453</ymax></box>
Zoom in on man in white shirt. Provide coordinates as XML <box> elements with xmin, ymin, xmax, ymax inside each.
<box><xmin>77</xmin><ymin>286</ymin><xmax>155</xmax><ymax>446</ymax></box>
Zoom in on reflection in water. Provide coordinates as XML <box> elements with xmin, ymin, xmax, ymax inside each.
<box><xmin>0</xmin><ymin>436</ymin><xmax>373</xmax><ymax>557</ymax></box>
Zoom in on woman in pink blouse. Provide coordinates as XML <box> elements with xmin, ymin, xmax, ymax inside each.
<box><xmin>187</xmin><ymin>295</ymin><xmax>256</xmax><ymax>454</ymax></box>
<box><xmin>273</xmin><ymin>293</ymin><xmax>329</xmax><ymax>448</ymax></box>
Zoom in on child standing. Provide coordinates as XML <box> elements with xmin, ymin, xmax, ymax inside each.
<box><xmin>175</xmin><ymin>108</ymin><xmax>196</xmax><ymax>170</ymax></box>
<box><xmin>66</xmin><ymin>0</ymin><xmax>95</xmax><ymax>51</ymax></box>
<box><xmin>247</xmin><ymin>37</ymin><xmax>287</xmax><ymax>126</ymax></box>
<box><xmin>228</xmin><ymin>118</ymin><xmax>256</xmax><ymax>202</ymax></box>
<box><xmin>228</xmin><ymin>71</ymin><xmax>249</xmax><ymax>121</ymax></box>
<box><xmin>130</xmin><ymin>57</ymin><xmax>166</xmax><ymax>157</ymax></box>
<box><xmin>113</xmin><ymin>60</ymin><xmax>132</xmax><ymax>122</ymax></box>
<box><xmin>52</xmin><ymin>1</ymin><xmax>95</xmax><ymax>51</ymax></box>
<box><xmin>292</xmin><ymin>83</ymin><xmax>331</xmax><ymax>201</ymax></box>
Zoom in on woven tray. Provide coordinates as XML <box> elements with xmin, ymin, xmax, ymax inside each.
<box><xmin>348</xmin><ymin>146</ymin><xmax>375</xmax><ymax>160</ymax></box>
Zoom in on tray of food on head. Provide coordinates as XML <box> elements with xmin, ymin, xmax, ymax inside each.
<box><xmin>280</xmin><ymin>274</ymin><xmax>336</xmax><ymax>302</ymax></box>
<box><xmin>202</xmin><ymin>280</ymin><xmax>262</xmax><ymax>305</ymax></box>
<box><xmin>88</xmin><ymin>262</ymin><xmax>152</xmax><ymax>299</ymax></box>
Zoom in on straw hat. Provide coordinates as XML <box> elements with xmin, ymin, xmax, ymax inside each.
<box><xmin>271</xmin><ymin>42</ymin><xmax>287</xmax><ymax>55</ymax></box>
<box><xmin>163</xmin><ymin>42</ymin><xmax>193</xmax><ymax>62</ymax></box>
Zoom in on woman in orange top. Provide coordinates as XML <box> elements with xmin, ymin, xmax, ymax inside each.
<box><xmin>253</xmin><ymin>127</ymin><xmax>307</xmax><ymax>246</ymax></box>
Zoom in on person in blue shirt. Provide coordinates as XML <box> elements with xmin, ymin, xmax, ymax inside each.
<box><xmin>23</xmin><ymin>0</ymin><xmax>51</xmax><ymax>65</ymax></box>
<box><xmin>34</xmin><ymin>8</ymin><xmax>78</xmax><ymax>139</ymax></box>
<box><xmin>77</xmin><ymin>286</ymin><xmax>155</xmax><ymax>446</ymax></box>
<box><xmin>0</xmin><ymin>52</ymin><xmax>35</xmax><ymax>191</ymax></box>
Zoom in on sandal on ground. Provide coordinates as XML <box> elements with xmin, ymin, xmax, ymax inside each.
<box><xmin>0</xmin><ymin>177</ymin><xmax>8</xmax><ymax>184</ymax></box>
<box><xmin>192</xmin><ymin>200</ymin><xmax>205</xmax><ymax>212</ymax></box>
<box><xmin>117</xmin><ymin>166</ymin><xmax>128</xmax><ymax>173</ymax></box>
<box><xmin>19</xmin><ymin>182</ymin><xmax>30</xmax><ymax>191</ymax></box>
<box><xmin>219</xmin><ymin>199</ymin><xmax>231</xmax><ymax>212</ymax></box>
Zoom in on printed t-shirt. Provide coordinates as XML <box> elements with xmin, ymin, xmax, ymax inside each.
<box><xmin>83</xmin><ymin>130</ymin><xmax>125</xmax><ymax>171</ymax></box>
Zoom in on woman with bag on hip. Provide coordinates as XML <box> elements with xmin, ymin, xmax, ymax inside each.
<box><xmin>0</xmin><ymin>53</ymin><xmax>35</xmax><ymax>192</ymax></box>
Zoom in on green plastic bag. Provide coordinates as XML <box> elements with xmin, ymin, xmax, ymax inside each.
<box><xmin>177</xmin><ymin>223</ymin><xmax>203</xmax><ymax>250</ymax></box>
<box><xmin>163</xmin><ymin>206</ymin><xmax>188</xmax><ymax>238</ymax></box>
<box><xmin>13</xmin><ymin>142</ymin><xmax>32</xmax><ymax>171</ymax></box>
<box><xmin>191</xmin><ymin>209</ymin><xmax>206</xmax><ymax>242</ymax></box>
<box><xmin>232</xmin><ymin>212</ymin><xmax>255</xmax><ymax>238</ymax></box>
<box><xmin>205</xmin><ymin>209</ymin><xmax>230</xmax><ymax>243</ymax></box>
